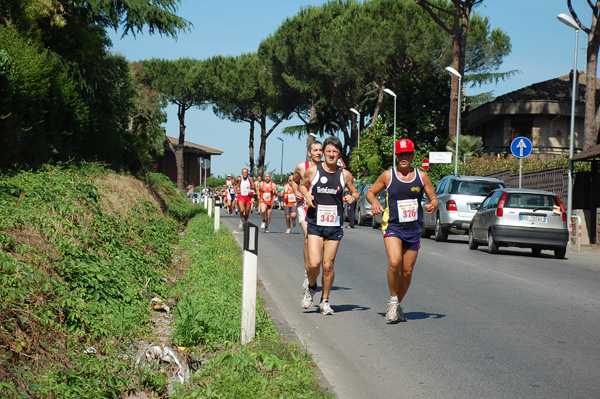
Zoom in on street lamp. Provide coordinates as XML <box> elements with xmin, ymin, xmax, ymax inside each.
<box><xmin>350</xmin><ymin>108</ymin><xmax>360</xmax><ymax>177</ymax></box>
<box><xmin>276</xmin><ymin>137</ymin><xmax>284</xmax><ymax>181</ymax></box>
<box><xmin>557</xmin><ymin>12</ymin><xmax>579</xmax><ymax>239</ymax></box>
<box><xmin>384</xmin><ymin>88</ymin><xmax>397</xmax><ymax>169</ymax></box>
<box><xmin>446</xmin><ymin>66</ymin><xmax>462</xmax><ymax>174</ymax></box>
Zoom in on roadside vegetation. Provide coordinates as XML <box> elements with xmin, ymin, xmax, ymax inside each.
<box><xmin>0</xmin><ymin>163</ymin><xmax>332</xmax><ymax>398</ymax></box>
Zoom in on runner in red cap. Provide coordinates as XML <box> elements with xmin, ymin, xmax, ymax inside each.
<box><xmin>366</xmin><ymin>138</ymin><xmax>439</xmax><ymax>322</ymax></box>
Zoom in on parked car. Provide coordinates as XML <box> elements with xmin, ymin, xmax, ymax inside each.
<box><xmin>422</xmin><ymin>175</ymin><xmax>506</xmax><ymax>241</ymax></box>
<box><xmin>468</xmin><ymin>188</ymin><xmax>569</xmax><ymax>258</ymax></box>
<box><xmin>371</xmin><ymin>190</ymin><xmax>387</xmax><ymax>229</ymax></box>
<box><xmin>355</xmin><ymin>184</ymin><xmax>373</xmax><ymax>226</ymax></box>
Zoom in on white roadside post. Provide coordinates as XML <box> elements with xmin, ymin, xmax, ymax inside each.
<box><xmin>207</xmin><ymin>197</ymin><xmax>213</xmax><ymax>217</ymax></box>
<box><xmin>241</xmin><ymin>222</ymin><xmax>258</xmax><ymax>345</ymax></box>
<box><xmin>214</xmin><ymin>197</ymin><xmax>220</xmax><ymax>233</ymax></box>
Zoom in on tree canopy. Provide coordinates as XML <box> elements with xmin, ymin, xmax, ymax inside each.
<box><xmin>0</xmin><ymin>0</ymin><xmax>189</xmax><ymax>170</ymax></box>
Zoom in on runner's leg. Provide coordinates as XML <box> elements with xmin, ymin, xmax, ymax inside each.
<box><xmin>320</xmin><ymin>238</ymin><xmax>341</xmax><ymax>300</ymax></box>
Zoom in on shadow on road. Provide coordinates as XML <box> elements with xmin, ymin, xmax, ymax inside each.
<box><xmin>331</xmin><ymin>304</ymin><xmax>370</xmax><ymax>313</ymax></box>
<box><xmin>375</xmin><ymin>311</ymin><xmax>446</xmax><ymax>321</ymax></box>
<box><xmin>406</xmin><ymin>311</ymin><xmax>446</xmax><ymax>320</ymax></box>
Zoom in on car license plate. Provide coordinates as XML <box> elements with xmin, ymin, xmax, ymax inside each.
<box><xmin>520</xmin><ymin>214</ymin><xmax>547</xmax><ymax>223</ymax></box>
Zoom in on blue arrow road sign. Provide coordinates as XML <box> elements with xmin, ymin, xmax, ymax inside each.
<box><xmin>511</xmin><ymin>137</ymin><xmax>532</xmax><ymax>158</ymax></box>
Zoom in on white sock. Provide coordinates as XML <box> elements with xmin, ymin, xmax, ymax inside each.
<box><xmin>389</xmin><ymin>296</ymin><xmax>398</xmax><ymax>303</ymax></box>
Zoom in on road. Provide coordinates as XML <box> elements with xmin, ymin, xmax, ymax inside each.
<box><xmin>219</xmin><ymin>206</ymin><xmax>600</xmax><ymax>399</ymax></box>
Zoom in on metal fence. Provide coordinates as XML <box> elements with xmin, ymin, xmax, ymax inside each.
<box><xmin>484</xmin><ymin>167</ymin><xmax>568</xmax><ymax>203</ymax></box>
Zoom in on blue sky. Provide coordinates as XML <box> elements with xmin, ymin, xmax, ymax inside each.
<box><xmin>109</xmin><ymin>0</ymin><xmax>589</xmax><ymax>178</ymax></box>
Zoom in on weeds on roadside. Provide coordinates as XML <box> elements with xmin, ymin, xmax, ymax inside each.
<box><xmin>0</xmin><ymin>163</ymin><xmax>197</xmax><ymax>396</ymax></box>
<box><xmin>169</xmin><ymin>213</ymin><xmax>334</xmax><ymax>399</ymax></box>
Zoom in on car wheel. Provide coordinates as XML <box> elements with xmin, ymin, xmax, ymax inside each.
<box><xmin>468</xmin><ymin>228</ymin><xmax>478</xmax><ymax>250</ymax></box>
<box><xmin>554</xmin><ymin>247</ymin><xmax>566</xmax><ymax>259</ymax></box>
<box><xmin>487</xmin><ymin>229</ymin><xmax>499</xmax><ymax>254</ymax></box>
<box><xmin>434</xmin><ymin>217</ymin><xmax>448</xmax><ymax>242</ymax></box>
<box><xmin>531</xmin><ymin>248</ymin><xmax>542</xmax><ymax>257</ymax></box>
<box><xmin>358</xmin><ymin>207</ymin><xmax>366</xmax><ymax>226</ymax></box>
<box><xmin>421</xmin><ymin>228</ymin><xmax>432</xmax><ymax>239</ymax></box>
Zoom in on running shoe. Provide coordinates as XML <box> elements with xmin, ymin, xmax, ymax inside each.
<box><xmin>238</xmin><ymin>221</ymin><xmax>244</xmax><ymax>230</ymax></box>
<box><xmin>386</xmin><ymin>301</ymin><xmax>399</xmax><ymax>322</ymax></box>
<box><xmin>301</xmin><ymin>286</ymin><xmax>316</xmax><ymax>309</ymax></box>
<box><xmin>264</xmin><ymin>228</ymin><xmax>269</xmax><ymax>234</ymax></box>
<box><xmin>319</xmin><ymin>299</ymin><xmax>334</xmax><ymax>315</ymax></box>
<box><xmin>260</xmin><ymin>221</ymin><xmax>266</xmax><ymax>230</ymax></box>
<box><xmin>397</xmin><ymin>304</ymin><xmax>407</xmax><ymax>322</ymax></box>
<box><xmin>286</xmin><ymin>228</ymin><xmax>291</xmax><ymax>234</ymax></box>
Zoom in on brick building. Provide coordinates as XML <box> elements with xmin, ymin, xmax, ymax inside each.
<box><xmin>153</xmin><ymin>136</ymin><xmax>222</xmax><ymax>189</ymax></box>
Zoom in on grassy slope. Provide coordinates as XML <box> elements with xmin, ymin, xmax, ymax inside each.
<box><xmin>0</xmin><ymin>163</ymin><xmax>332</xmax><ymax>398</ymax></box>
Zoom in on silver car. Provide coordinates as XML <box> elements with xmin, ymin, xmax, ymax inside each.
<box><xmin>422</xmin><ymin>175</ymin><xmax>506</xmax><ymax>241</ymax></box>
<box><xmin>468</xmin><ymin>188</ymin><xmax>568</xmax><ymax>258</ymax></box>
<box><xmin>355</xmin><ymin>184</ymin><xmax>373</xmax><ymax>226</ymax></box>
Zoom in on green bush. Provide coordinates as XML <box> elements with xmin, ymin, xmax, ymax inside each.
<box><xmin>0</xmin><ymin>163</ymin><xmax>196</xmax><ymax>396</ymax></box>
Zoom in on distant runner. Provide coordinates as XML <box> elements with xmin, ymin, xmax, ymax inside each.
<box><xmin>235</xmin><ymin>168</ymin><xmax>255</xmax><ymax>230</ymax></box>
<box><xmin>224</xmin><ymin>174</ymin><xmax>236</xmax><ymax>215</ymax></box>
<box><xmin>281</xmin><ymin>175</ymin><xmax>298</xmax><ymax>234</ymax></box>
<box><xmin>259</xmin><ymin>173</ymin><xmax>277</xmax><ymax>233</ymax></box>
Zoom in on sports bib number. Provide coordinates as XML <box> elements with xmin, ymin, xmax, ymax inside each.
<box><xmin>317</xmin><ymin>205</ymin><xmax>339</xmax><ymax>226</ymax></box>
<box><xmin>229</xmin><ymin>188</ymin><xmax>235</xmax><ymax>194</ymax></box>
<box><xmin>241</xmin><ymin>187</ymin><xmax>249</xmax><ymax>196</ymax></box>
<box><xmin>396</xmin><ymin>199</ymin><xmax>418</xmax><ymax>222</ymax></box>
<box><xmin>287</xmin><ymin>193</ymin><xmax>296</xmax><ymax>203</ymax></box>
<box><xmin>262</xmin><ymin>192</ymin><xmax>271</xmax><ymax>201</ymax></box>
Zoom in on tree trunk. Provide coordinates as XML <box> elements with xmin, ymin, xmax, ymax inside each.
<box><xmin>248</xmin><ymin>121</ymin><xmax>255</xmax><ymax>176</ymax></box>
<box><xmin>175</xmin><ymin>103</ymin><xmax>186</xmax><ymax>192</ymax></box>
<box><xmin>306</xmin><ymin>95</ymin><xmax>318</xmax><ymax>162</ymax></box>
<box><xmin>258</xmin><ymin>116</ymin><xmax>267</xmax><ymax>178</ymax></box>
<box><xmin>587</xmin><ymin>30</ymin><xmax>600</xmax><ymax>148</ymax></box>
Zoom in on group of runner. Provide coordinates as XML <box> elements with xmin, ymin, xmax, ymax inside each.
<box><xmin>294</xmin><ymin>136</ymin><xmax>438</xmax><ymax>321</ymax></box>
<box><xmin>221</xmin><ymin>136</ymin><xmax>439</xmax><ymax>322</ymax></box>
<box><xmin>219</xmin><ymin>170</ymin><xmax>298</xmax><ymax>234</ymax></box>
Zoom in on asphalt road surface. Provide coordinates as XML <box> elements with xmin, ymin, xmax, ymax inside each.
<box><xmin>218</xmin><ymin>206</ymin><xmax>600</xmax><ymax>399</ymax></box>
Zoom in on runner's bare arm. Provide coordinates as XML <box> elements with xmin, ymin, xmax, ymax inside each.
<box><xmin>366</xmin><ymin>170</ymin><xmax>391</xmax><ymax>215</ymax></box>
<box><xmin>290</xmin><ymin>163</ymin><xmax>305</xmax><ymax>202</ymax></box>
<box><xmin>298</xmin><ymin>165</ymin><xmax>316</xmax><ymax>208</ymax></box>
<box><xmin>342</xmin><ymin>170</ymin><xmax>359</xmax><ymax>205</ymax></box>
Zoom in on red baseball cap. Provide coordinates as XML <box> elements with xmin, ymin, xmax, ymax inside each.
<box><xmin>395</xmin><ymin>139</ymin><xmax>415</xmax><ymax>154</ymax></box>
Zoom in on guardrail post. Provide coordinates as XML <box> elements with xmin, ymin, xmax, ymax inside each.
<box><xmin>207</xmin><ymin>197</ymin><xmax>213</xmax><ymax>217</ymax></box>
<box><xmin>214</xmin><ymin>201</ymin><xmax>220</xmax><ymax>233</ymax></box>
<box><xmin>241</xmin><ymin>222</ymin><xmax>258</xmax><ymax>345</ymax></box>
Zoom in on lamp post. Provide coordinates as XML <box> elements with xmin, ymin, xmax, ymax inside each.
<box><xmin>557</xmin><ymin>12</ymin><xmax>579</xmax><ymax>238</ymax></box>
<box><xmin>276</xmin><ymin>137</ymin><xmax>284</xmax><ymax>181</ymax></box>
<box><xmin>446</xmin><ymin>66</ymin><xmax>462</xmax><ymax>174</ymax></box>
<box><xmin>350</xmin><ymin>108</ymin><xmax>360</xmax><ymax>178</ymax></box>
<box><xmin>384</xmin><ymin>88</ymin><xmax>397</xmax><ymax>169</ymax></box>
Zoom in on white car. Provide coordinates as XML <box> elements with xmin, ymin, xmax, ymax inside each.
<box><xmin>468</xmin><ymin>188</ymin><xmax>569</xmax><ymax>258</ymax></box>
